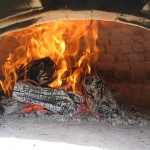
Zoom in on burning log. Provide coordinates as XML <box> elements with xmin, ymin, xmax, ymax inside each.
<box><xmin>12</xmin><ymin>81</ymin><xmax>85</xmax><ymax>115</ymax></box>
<box><xmin>83</xmin><ymin>75</ymin><xmax>119</xmax><ymax>115</ymax></box>
<box><xmin>18</xmin><ymin>57</ymin><xmax>55</xmax><ymax>86</ymax></box>
<box><xmin>11</xmin><ymin>74</ymin><xmax>119</xmax><ymax>116</ymax></box>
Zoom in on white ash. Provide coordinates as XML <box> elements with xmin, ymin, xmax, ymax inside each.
<box><xmin>10</xmin><ymin>106</ymin><xmax>149</xmax><ymax>127</ymax></box>
<box><xmin>101</xmin><ymin>106</ymin><xmax>150</xmax><ymax>127</ymax></box>
<box><xmin>1</xmin><ymin>97</ymin><xmax>150</xmax><ymax>127</ymax></box>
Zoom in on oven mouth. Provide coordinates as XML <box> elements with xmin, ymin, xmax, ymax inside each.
<box><xmin>0</xmin><ymin>0</ymin><xmax>150</xmax><ymax>126</ymax></box>
<box><xmin>0</xmin><ymin>19</ymin><xmax>150</xmax><ymax>108</ymax></box>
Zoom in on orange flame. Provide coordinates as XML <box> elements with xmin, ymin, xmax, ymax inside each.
<box><xmin>0</xmin><ymin>20</ymin><xmax>101</xmax><ymax>96</ymax></box>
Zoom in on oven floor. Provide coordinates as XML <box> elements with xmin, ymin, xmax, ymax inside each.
<box><xmin>0</xmin><ymin>115</ymin><xmax>150</xmax><ymax>150</ymax></box>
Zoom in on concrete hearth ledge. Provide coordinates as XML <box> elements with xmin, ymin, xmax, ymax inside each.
<box><xmin>0</xmin><ymin>115</ymin><xmax>150</xmax><ymax>150</ymax></box>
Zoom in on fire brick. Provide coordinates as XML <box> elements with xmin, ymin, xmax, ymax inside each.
<box><xmin>114</xmin><ymin>62</ymin><xmax>130</xmax><ymax>71</ymax></box>
<box><xmin>116</xmin><ymin>54</ymin><xmax>128</xmax><ymax>62</ymax></box>
<box><xmin>146</xmin><ymin>71</ymin><xmax>150</xmax><ymax>80</ymax></box>
<box><xmin>130</xmin><ymin>89</ymin><xmax>141</xmax><ymax>106</ymax></box>
<box><xmin>129</xmin><ymin>82</ymin><xmax>142</xmax><ymax>89</ymax></box>
<box><xmin>141</xmin><ymin>90</ymin><xmax>150</xmax><ymax>107</ymax></box>
<box><xmin>97</xmin><ymin>62</ymin><xmax>114</xmax><ymax>71</ymax></box>
<box><xmin>128</xmin><ymin>54</ymin><xmax>145</xmax><ymax>62</ymax></box>
<box><xmin>143</xmin><ymin>31</ymin><xmax>150</xmax><ymax>41</ymax></box>
<box><xmin>109</xmin><ymin>37</ymin><xmax>121</xmax><ymax>45</ymax></box>
<box><xmin>145</xmin><ymin>62</ymin><xmax>150</xmax><ymax>70</ymax></box>
<box><xmin>110</xmin><ymin>29</ymin><xmax>122</xmax><ymax>37</ymax></box>
<box><xmin>141</xmin><ymin>82</ymin><xmax>150</xmax><ymax>90</ymax></box>
<box><xmin>133</xmin><ymin>30</ymin><xmax>143</xmax><ymax>37</ymax></box>
<box><xmin>98</xmin><ymin>30</ymin><xmax>109</xmax><ymax>38</ymax></box>
<box><xmin>132</xmin><ymin>43</ymin><xmax>147</xmax><ymax>53</ymax></box>
<box><xmin>131</xmin><ymin>71</ymin><xmax>147</xmax><ymax>80</ymax></box>
<box><xmin>120</xmin><ymin>37</ymin><xmax>133</xmax><ymax>45</ymax></box>
<box><xmin>132</xmin><ymin>35</ymin><xmax>144</xmax><ymax>44</ymax></box>
<box><xmin>119</xmin><ymin>45</ymin><xmax>132</xmax><ymax>53</ymax></box>
<box><xmin>122</xmin><ymin>89</ymin><xmax>133</xmax><ymax>105</ymax></box>
<box><xmin>130</xmin><ymin>62</ymin><xmax>146</xmax><ymax>71</ymax></box>
<box><xmin>97</xmin><ymin>38</ymin><xmax>109</xmax><ymax>46</ymax></box>
<box><xmin>106</xmin><ymin>45</ymin><xmax>118</xmax><ymax>53</ymax></box>
<box><xmin>99</xmin><ymin>54</ymin><xmax>115</xmax><ymax>62</ymax></box>
<box><xmin>114</xmin><ymin>71</ymin><xmax>131</xmax><ymax>80</ymax></box>
<box><xmin>144</xmin><ymin>53</ymin><xmax>150</xmax><ymax>61</ymax></box>
<box><xmin>144</xmin><ymin>41</ymin><xmax>150</xmax><ymax>51</ymax></box>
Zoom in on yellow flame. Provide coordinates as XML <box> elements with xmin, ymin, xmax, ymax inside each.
<box><xmin>0</xmin><ymin>20</ymin><xmax>101</xmax><ymax>96</ymax></box>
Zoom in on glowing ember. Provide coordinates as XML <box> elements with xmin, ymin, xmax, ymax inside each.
<box><xmin>0</xmin><ymin>20</ymin><xmax>101</xmax><ymax>97</ymax></box>
<box><xmin>20</xmin><ymin>104</ymin><xmax>49</xmax><ymax>114</ymax></box>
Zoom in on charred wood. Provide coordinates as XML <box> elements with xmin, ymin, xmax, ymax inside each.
<box><xmin>83</xmin><ymin>75</ymin><xmax>119</xmax><ymax>115</ymax></box>
<box><xmin>18</xmin><ymin>57</ymin><xmax>55</xmax><ymax>86</ymax></box>
<box><xmin>12</xmin><ymin>82</ymin><xmax>85</xmax><ymax>115</ymax></box>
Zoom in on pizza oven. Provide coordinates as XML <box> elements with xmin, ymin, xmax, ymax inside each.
<box><xmin>0</xmin><ymin>1</ymin><xmax>150</xmax><ymax>150</ymax></box>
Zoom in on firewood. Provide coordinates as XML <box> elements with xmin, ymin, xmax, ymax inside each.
<box><xmin>83</xmin><ymin>74</ymin><xmax>119</xmax><ymax>115</ymax></box>
<box><xmin>12</xmin><ymin>81</ymin><xmax>85</xmax><ymax>115</ymax></box>
<box><xmin>18</xmin><ymin>57</ymin><xmax>55</xmax><ymax>86</ymax></box>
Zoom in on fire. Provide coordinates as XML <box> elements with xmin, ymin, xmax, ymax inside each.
<box><xmin>0</xmin><ymin>20</ymin><xmax>101</xmax><ymax>96</ymax></box>
<box><xmin>20</xmin><ymin>104</ymin><xmax>49</xmax><ymax>114</ymax></box>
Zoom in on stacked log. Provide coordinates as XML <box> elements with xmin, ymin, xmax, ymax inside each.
<box><xmin>1</xmin><ymin>57</ymin><xmax>119</xmax><ymax>116</ymax></box>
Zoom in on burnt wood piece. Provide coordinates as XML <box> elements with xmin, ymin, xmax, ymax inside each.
<box><xmin>12</xmin><ymin>82</ymin><xmax>85</xmax><ymax>115</ymax></box>
<box><xmin>83</xmin><ymin>75</ymin><xmax>119</xmax><ymax>115</ymax></box>
<box><xmin>18</xmin><ymin>57</ymin><xmax>55</xmax><ymax>86</ymax></box>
